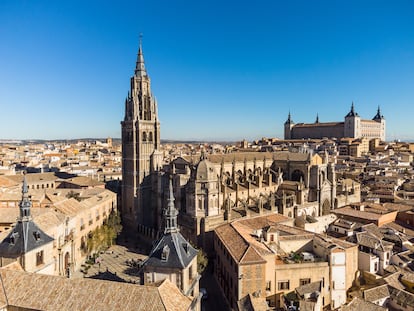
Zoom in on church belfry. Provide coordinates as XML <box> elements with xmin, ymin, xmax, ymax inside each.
<box><xmin>121</xmin><ymin>38</ymin><xmax>162</xmax><ymax>232</ymax></box>
<box><xmin>284</xmin><ymin>111</ymin><xmax>294</xmax><ymax>139</ymax></box>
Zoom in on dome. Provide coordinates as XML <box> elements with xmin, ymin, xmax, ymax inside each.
<box><xmin>196</xmin><ymin>159</ymin><xmax>217</xmax><ymax>181</ymax></box>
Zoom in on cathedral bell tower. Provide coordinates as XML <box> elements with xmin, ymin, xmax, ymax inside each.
<box><xmin>284</xmin><ymin>112</ymin><xmax>294</xmax><ymax>139</ymax></box>
<box><xmin>121</xmin><ymin>38</ymin><xmax>161</xmax><ymax>232</ymax></box>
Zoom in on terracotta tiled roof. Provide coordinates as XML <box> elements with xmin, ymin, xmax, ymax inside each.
<box><xmin>215</xmin><ymin>224</ymin><xmax>249</xmax><ymax>262</ymax></box>
<box><xmin>157</xmin><ymin>279</ymin><xmax>193</xmax><ymax>311</ymax></box>
<box><xmin>363</xmin><ymin>284</ymin><xmax>390</xmax><ymax>302</ymax></box>
<box><xmin>4</xmin><ymin>172</ymin><xmax>57</xmax><ymax>184</ymax></box>
<box><xmin>0</xmin><ymin>269</ymin><xmax>191</xmax><ymax>311</ymax></box>
<box><xmin>0</xmin><ymin>207</ymin><xmax>49</xmax><ymax>224</ymax></box>
<box><xmin>239</xmin><ymin>246</ymin><xmax>266</xmax><ymax>264</ymax></box>
<box><xmin>237</xmin><ymin>293</ymin><xmax>268</xmax><ymax>311</ymax></box>
<box><xmin>62</xmin><ymin>176</ymin><xmax>104</xmax><ymax>187</ymax></box>
<box><xmin>389</xmin><ymin>286</ymin><xmax>414</xmax><ymax>308</ymax></box>
<box><xmin>341</xmin><ymin>297</ymin><xmax>387</xmax><ymax>311</ymax></box>
<box><xmin>0</xmin><ymin>176</ymin><xmax>19</xmax><ymax>188</ymax></box>
<box><xmin>235</xmin><ymin>214</ymin><xmax>291</xmax><ymax>230</ymax></box>
<box><xmin>382</xmin><ymin>271</ymin><xmax>404</xmax><ymax>289</ymax></box>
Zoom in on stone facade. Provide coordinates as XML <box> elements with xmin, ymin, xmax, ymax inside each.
<box><xmin>167</xmin><ymin>151</ymin><xmax>346</xmax><ymax>252</ymax></box>
<box><xmin>120</xmin><ymin>45</ymin><xmax>361</xmax><ymax>256</ymax></box>
<box><xmin>121</xmin><ymin>41</ymin><xmax>162</xmax><ymax>233</ymax></box>
<box><xmin>285</xmin><ymin>104</ymin><xmax>386</xmax><ymax>141</ymax></box>
<box><xmin>213</xmin><ymin>215</ymin><xmax>358</xmax><ymax>309</ymax></box>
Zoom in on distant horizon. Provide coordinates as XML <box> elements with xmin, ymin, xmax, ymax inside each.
<box><xmin>1</xmin><ymin>1</ymin><xmax>413</xmax><ymax>141</ymax></box>
<box><xmin>1</xmin><ymin>137</ymin><xmax>414</xmax><ymax>145</ymax></box>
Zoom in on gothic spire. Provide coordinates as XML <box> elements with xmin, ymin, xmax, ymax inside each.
<box><xmin>373</xmin><ymin>106</ymin><xmax>384</xmax><ymax>120</ymax></box>
<box><xmin>19</xmin><ymin>172</ymin><xmax>31</xmax><ymax>221</ymax></box>
<box><xmin>285</xmin><ymin>111</ymin><xmax>293</xmax><ymax>124</ymax></box>
<box><xmin>164</xmin><ymin>177</ymin><xmax>179</xmax><ymax>234</ymax></box>
<box><xmin>345</xmin><ymin>101</ymin><xmax>359</xmax><ymax>117</ymax></box>
<box><xmin>315</xmin><ymin>113</ymin><xmax>319</xmax><ymax>123</ymax></box>
<box><xmin>135</xmin><ymin>34</ymin><xmax>147</xmax><ymax>77</ymax></box>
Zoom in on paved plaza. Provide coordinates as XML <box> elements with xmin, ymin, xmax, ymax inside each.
<box><xmin>72</xmin><ymin>244</ymin><xmax>147</xmax><ymax>283</ymax></box>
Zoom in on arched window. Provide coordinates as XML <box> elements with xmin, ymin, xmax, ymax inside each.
<box><xmin>142</xmin><ymin>132</ymin><xmax>147</xmax><ymax>142</ymax></box>
<box><xmin>291</xmin><ymin>169</ymin><xmax>305</xmax><ymax>182</ymax></box>
<box><xmin>149</xmin><ymin>132</ymin><xmax>153</xmax><ymax>142</ymax></box>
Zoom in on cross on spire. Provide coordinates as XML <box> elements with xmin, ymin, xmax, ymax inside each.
<box><xmin>135</xmin><ymin>33</ymin><xmax>147</xmax><ymax>77</ymax></box>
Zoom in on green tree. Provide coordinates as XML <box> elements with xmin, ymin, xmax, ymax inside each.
<box><xmin>85</xmin><ymin>210</ymin><xmax>122</xmax><ymax>254</ymax></box>
<box><xmin>197</xmin><ymin>247</ymin><xmax>208</xmax><ymax>274</ymax></box>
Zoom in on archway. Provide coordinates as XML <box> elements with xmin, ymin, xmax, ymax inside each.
<box><xmin>321</xmin><ymin>199</ymin><xmax>331</xmax><ymax>216</ymax></box>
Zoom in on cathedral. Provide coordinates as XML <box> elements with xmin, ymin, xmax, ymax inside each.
<box><xmin>121</xmin><ymin>42</ymin><xmax>361</xmax><ymax>252</ymax></box>
<box><xmin>121</xmin><ymin>39</ymin><xmax>163</xmax><ymax>235</ymax></box>
<box><xmin>284</xmin><ymin>103</ymin><xmax>386</xmax><ymax>141</ymax></box>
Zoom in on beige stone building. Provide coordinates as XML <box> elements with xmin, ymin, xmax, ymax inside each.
<box><xmin>285</xmin><ymin>104</ymin><xmax>386</xmax><ymax>141</ymax></box>
<box><xmin>169</xmin><ymin>150</ymin><xmax>360</xmax><ymax>254</ymax></box>
<box><xmin>0</xmin><ymin>176</ymin><xmax>55</xmax><ymax>275</ymax></box>
<box><xmin>214</xmin><ymin>214</ymin><xmax>358</xmax><ymax>310</ymax></box>
<box><xmin>0</xmin><ymin>175</ymin><xmax>117</xmax><ymax>276</ymax></box>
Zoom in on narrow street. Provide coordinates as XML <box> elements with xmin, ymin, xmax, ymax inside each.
<box><xmin>200</xmin><ymin>262</ymin><xmax>230</xmax><ymax>311</ymax></box>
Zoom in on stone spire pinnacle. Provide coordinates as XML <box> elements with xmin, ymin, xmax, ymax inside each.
<box><xmin>345</xmin><ymin>101</ymin><xmax>359</xmax><ymax>117</ymax></box>
<box><xmin>19</xmin><ymin>172</ymin><xmax>31</xmax><ymax>221</ymax></box>
<box><xmin>135</xmin><ymin>34</ymin><xmax>147</xmax><ymax>77</ymax></box>
<box><xmin>315</xmin><ymin>113</ymin><xmax>319</xmax><ymax>123</ymax></box>
<box><xmin>373</xmin><ymin>105</ymin><xmax>384</xmax><ymax>120</ymax></box>
<box><xmin>285</xmin><ymin>111</ymin><xmax>293</xmax><ymax>124</ymax></box>
<box><xmin>164</xmin><ymin>177</ymin><xmax>179</xmax><ymax>234</ymax></box>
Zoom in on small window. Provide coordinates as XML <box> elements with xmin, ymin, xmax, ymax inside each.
<box><xmin>266</xmin><ymin>281</ymin><xmax>271</xmax><ymax>291</ymax></box>
<box><xmin>300</xmin><ymin>278</ymin><xmax>311</xmax><ymax>286</ymax></box>
<box><xmin>36</xmin><ymin>250</ymin><xmax>44</xmax><ymax>266</ymax></box>
<box><xmin>161</xmin><ymin>245</ymin><xmax>170</xmax><ymax>261</ymax></box>
<box><xmin>33</xmin><ymin>231</ymin><xmax>41</xmax><ymax>241</ymax></box>
<box><xmin>278</xmin><ymin>280</ymin><xmax>289</xmax><ymax>290</ymax></box>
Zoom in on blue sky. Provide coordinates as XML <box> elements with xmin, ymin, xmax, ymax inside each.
<box><xmin>0</xmin><ymin>1</ymin><xmax>413</xmax><ymax>141</ymax></box>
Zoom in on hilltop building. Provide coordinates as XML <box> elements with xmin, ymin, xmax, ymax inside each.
<box><xmin>284</xmin><ymin>103</ymin><xmax>386</xmax><ymax>141</ymax></box>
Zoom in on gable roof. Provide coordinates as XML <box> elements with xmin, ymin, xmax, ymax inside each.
<box><xmin>0</xmin><ymin>268</ymin><xmax>192</xmax><ymax>311</ymax></box>
<box><xmin>239</xmin><ymin>246</ymin><xmax>266</xmax><ymax>265</ymax></box>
